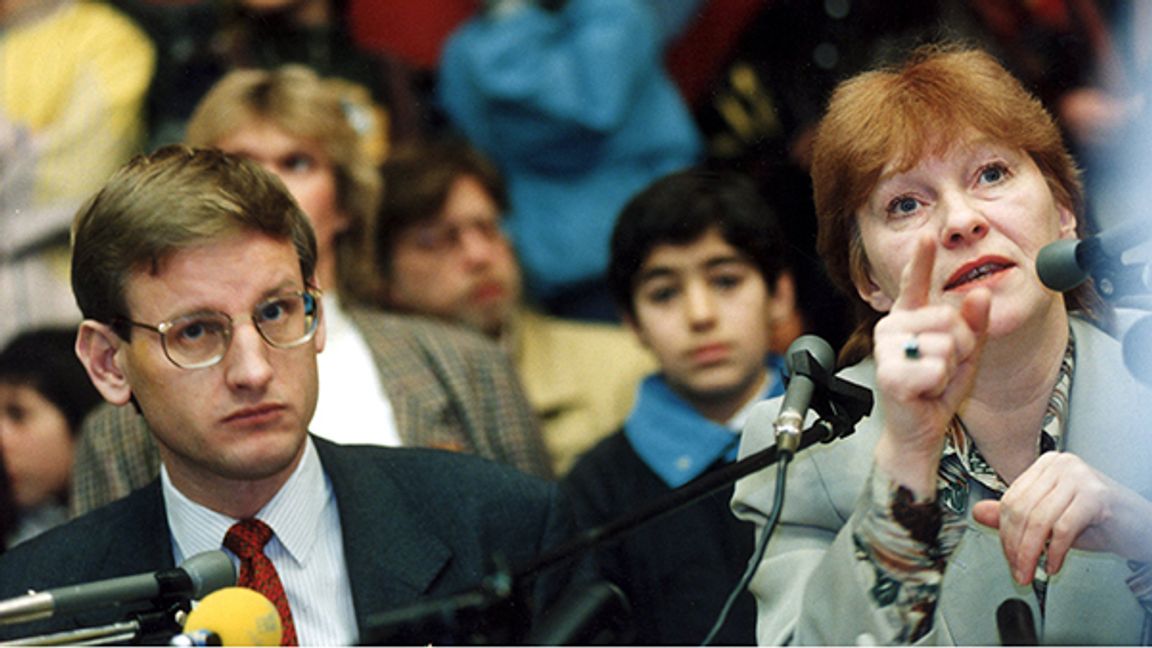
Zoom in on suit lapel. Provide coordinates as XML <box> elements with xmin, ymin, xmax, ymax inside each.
<box><xmin>313</xmin><ymin>438</ymin><xmax>453</xmax><ymax>634</ymax></box>
<box><xmin>109</xmin><ymin>481</ymin><xmax>174</xmax><ymax>570</ymax></box>
<box><xmin>71</xmin><ymin>482</ymin><xmax>176</xmax><ymax>630</ymax></box>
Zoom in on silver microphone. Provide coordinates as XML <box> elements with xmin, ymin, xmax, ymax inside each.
<box><xmin>0</xmin><ymin>550</ymin><xmax>235</xmax><ymax>626</ymax></box>
<box><xmin>773</xmin><ymin>335</ymin><xmax>836</xmax><ymax>455</ymax></box>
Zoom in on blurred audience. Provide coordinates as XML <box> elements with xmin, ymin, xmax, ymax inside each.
<box><xmin>71</xmin><ymin>67</ymin><xmax>551</xmax><ymax>516</ymax></box>
<box><xmin>684</xmin><ymin>0</ymin><xmax>1004</xmax><ymax>353</ymax></box>
<box><xmin>0</xmin><ymin>327</ymin><xmax>101</xmax><ymax>548</ymax></box>
<box><xmin>0</xmin><ymin>0</ymin><xmax>154</xmax><ymax>347</ymax></box>
<box><xmin>111</xmin><ymin>0</ymin><xmax>433</xmax><ymax>149</ymax></box>
<box><xmin>437</xmin><ymin>0</ymin><xmax>705</xmax><ymax>321</ymax></box>
<box><xmin>563</xmin><ymin>169</ymin><xmax>795</xmax><ymax>644</ymax></box>
<box><xmin>376</xmin><ymin>138</ymin><xmax>656</xmax><ymax>475</ymax></box>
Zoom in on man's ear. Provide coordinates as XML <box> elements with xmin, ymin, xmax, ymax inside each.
<box><xmin>309</xmin><ymin>277</ymin><xmax>327</xmax><ymax>354</ymax></box>
<box><xmin>75</xmin><ymin>321</ymin><xmax>133</xmax><ymax>406</ymax></box>
<box><xmin>313</xmin><ymin>304</ymin><xmax>327</xmax><ymax>355</ymax></box>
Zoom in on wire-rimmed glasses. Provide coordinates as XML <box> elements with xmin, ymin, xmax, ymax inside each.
<box><xmin>114</xmin><ymin>290</ymin><xmax>321</xmax><ymax>369</ymax></box>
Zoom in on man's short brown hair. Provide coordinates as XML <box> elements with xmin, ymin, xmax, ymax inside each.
<box><xmin>71</xmin><ymin>145</ymin><xmax>318</xmax><ymax>333</ymax></box>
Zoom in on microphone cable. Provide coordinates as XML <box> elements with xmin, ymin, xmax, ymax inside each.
<box><xmin>700</xmin><ymin>452</ymin><xmax>791</xmax><ymax>646</ymax></box>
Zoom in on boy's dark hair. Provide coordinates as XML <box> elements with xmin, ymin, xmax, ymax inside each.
<box><xmin>609</xmin><ymin>169</ymin><xmax>792</xmax><ymax>319</ymax></box>
<box><xmin>0</xmin><ymin>327</ymin><xmax>102</xmax><ymax>434</ymax></box>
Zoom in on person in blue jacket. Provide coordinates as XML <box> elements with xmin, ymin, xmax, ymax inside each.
<box><xmin>437</xmin><ymin>0</ymin><xmax>704</xmax><ymax>321</ymax></box>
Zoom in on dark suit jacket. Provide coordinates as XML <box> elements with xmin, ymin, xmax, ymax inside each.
<box><xmin>70</xmin><ymin>307</ymin><xmax>552</xmax><ymax>515</ymax></box>
<box><xmin>0</xmin><ymin>438</ymin><xmax>573</xmax><ymax>644</ymax></box>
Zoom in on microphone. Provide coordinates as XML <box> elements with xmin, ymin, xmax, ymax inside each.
<box><xmin>1036</xmin><ymin>218</ymin><xmax>1152</xmax><ymax>294</ymax></box>
<box><xmin>177</xmin><ymin>587</ymin><xmax>281</xmax><ymax>647</ymax></box>
<box><xmin>526</xmin><ymin>580</ymin><xmax>630</xmax><ymax>645</ymax></box>
<box><xmin>773</xmin><ymin>335</ymin><xmax>836</xmax><ymax>456</ymax></box>
<box><xmin>1122</xmin><ymin>314</ymin><xmax>1152</xmax><ymax>386</ymax></box>
<box><xmin>996</xmin><ymin>598</ymin><xmax>1038</xmax><ymax>645</ymax></box>
<box><xmin>0</xmin><ymin>550</ymin><xmax>235</xmax><ymax>626</ymax></box>
<box><xmin>169</xmin><ymin>629</ymin><xmax>222</xmax><ymax>646</ymax></box>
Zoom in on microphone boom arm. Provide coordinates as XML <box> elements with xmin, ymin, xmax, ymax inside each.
<box><xmin>364</xmin><ymin>363</ymin><xmax>873</xmax><ymax>644</ymax></box>
<box><xmin>514</xmin><ymin>368</ymin><xmax>871</xmax><ymax>580</ymax></box>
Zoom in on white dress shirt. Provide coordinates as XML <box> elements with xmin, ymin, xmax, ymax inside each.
<box><xmin>162</xmin><ymin>438</ymin><xmax>359</xmax><ymax>645</ymax></box>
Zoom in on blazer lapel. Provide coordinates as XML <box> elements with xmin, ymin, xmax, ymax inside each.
<box><xmin>72</xmin><ymin>482</ymin><xmax>176</xmax><ymax>630</ymax></box>
<box><xmin>313</xmin><ymin>438</ymin><xmax>453</xmax><ymax>634</ymax></box>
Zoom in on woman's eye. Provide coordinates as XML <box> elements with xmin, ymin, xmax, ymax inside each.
<box><xmin>979</xmin><ymin>163</ymin><xmax>1008</xmax><ymax>184</ymax></box>
<box><xmin>887</xmin><ymin>196</ymin><xmax>921</xmax><ymax>216</ymax></box>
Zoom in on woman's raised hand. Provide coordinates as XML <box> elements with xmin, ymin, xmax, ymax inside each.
<box><xmin>872</xmin><ymin>236</ymin><xmax>991</xmax><ymax>498</ymax></box>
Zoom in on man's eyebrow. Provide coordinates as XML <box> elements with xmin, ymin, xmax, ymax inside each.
<box><xmin>259</xmin><ymin>279</ymin><xmax>304</xmax><ymax>300</ymax></box>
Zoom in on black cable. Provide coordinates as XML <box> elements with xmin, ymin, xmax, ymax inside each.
<box><xmin>700</xmin><ymin>452</ymin><xmax>791</xmax><ymax>646</ymax></box>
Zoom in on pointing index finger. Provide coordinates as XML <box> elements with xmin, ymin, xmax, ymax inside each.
<box><xmin>894</xmin><ymin>235</ymin><xmax>936</xmax><ymax>311</ymax></box>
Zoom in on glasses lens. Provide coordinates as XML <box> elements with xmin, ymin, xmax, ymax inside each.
<box><xmin>163</xmin><ymin>314</ymin><xmax>230</xmax><ymax>368</ymax></box>
<box><xmin>254</xmin><ymin>292</ymin><xmax>319</xmax><ymax>348</ymax></box>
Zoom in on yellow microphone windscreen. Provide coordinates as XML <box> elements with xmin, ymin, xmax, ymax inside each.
<box><xmin>184</xmin><ymin>586</ymin><xmax>283</xmax><ymax>646</ymax></box>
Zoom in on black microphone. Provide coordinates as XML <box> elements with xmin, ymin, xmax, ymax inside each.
<box><xmin>1036</xmin><ymin>218</ymin><xmax>1152</xmax><ymax>293</ymax></box>
<box><xmin>773</xmin><ymin>335</ymin><xmax>836</xmax><ymax>456</ymax></box>
<box><xmin>996</xmin><ymin>598</ymin><xmax>1038</xmax><ymax>645</ymax></box>
<box><xmin>0</xmin><ymin>551</ymin><xmax>235</xmax><ymax>626</ymax></box>
<box><xmin>526</xmin><ymin>580</ymin><xmax>630</xmax><ymax>645</ymax></box>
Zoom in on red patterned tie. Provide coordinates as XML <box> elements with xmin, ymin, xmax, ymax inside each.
<box><xmin>223</xmin><ymin>519</ymin><xmax>298</xmax><ymax>646</ymax></box>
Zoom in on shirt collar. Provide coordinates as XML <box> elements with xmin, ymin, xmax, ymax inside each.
<box><xmin>162</xmin><ymin>436</ymin><xmax>332</xmax><ymax>567</ymax></box>
<box><xmin>626</xmin><ymin>354</ymin><xmax>786</xmax><ymax>488</ymax></box>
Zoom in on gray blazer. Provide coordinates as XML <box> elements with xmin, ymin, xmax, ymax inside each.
<box><xmin>70</xmin><ymin>307</ymin><xmax>552</xmax><ymax>515</ymax></box>
<box><xmin>0</xmin><ymin>437</ymin><xmax>571</xmax><ymax>643</ymax></box>
<box><xmin>732</xmin><ymin>316</ymin><xmax>1152</xmax><ymax>645</ymax></box>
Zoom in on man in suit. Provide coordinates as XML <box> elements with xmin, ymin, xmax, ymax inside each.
<box><xmin>0</xmin><ymin>147</ymin><xmax>571</xmax><ymax>645</ymax></box>
<box><xmin>70</xmin><ymin>67</ymin><xmax>552</xmax><ymax>516</ymax></box>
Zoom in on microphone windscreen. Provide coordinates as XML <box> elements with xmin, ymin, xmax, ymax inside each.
<box><xmin>996</xmin><ymin>598</ymin><xmax>1038</xmax><ymax>645</ymax></box>
<box><xmin>1123</xmin><ymin>314</ymin><xmax>1152</xmax><ymax>387</ymax></box>
<box><xmin>1036</xmin><ymin>239</ymin><xmax>1087</xmax><ymax>291</ymax></box>
<box><xmin>184</xmin><ymin>587</ymin><xmax>282</xmax><ymax>646</ymax></box>
<box><xmin>785</xmin><ymin>334</ymin><xmax>835</xmax><ymax>374</ymax></box>
<box><xmin>180</xmin><ymin>551</ymin><xmax>236</xmax><ymax>599</ymax></box>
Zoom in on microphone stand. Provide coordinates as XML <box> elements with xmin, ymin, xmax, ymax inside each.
<box><xmin>363</xmin><ymin>354</ymin><xmax>873</xmax><ymax>645</ymax></box>
<box><xmin>0</xmin><ymin>599</ymin><xmax>189</xmax><ymax>646</ymax></box>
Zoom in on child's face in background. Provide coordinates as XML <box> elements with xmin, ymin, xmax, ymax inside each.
<box><xmin>627</xmin><ymin>228</ymin><xmax>779</xmax><ymax>422</ymax></box>
<box><xmin>0</xmin><ymin>383</ymin><xmax>74</xmax><ymax>508</ymax></box>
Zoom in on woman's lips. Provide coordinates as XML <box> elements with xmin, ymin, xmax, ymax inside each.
<box><xmin>944</xmin><ymin>256</ymin><xmax>1016</xmax><ymax>290</ymax></box>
